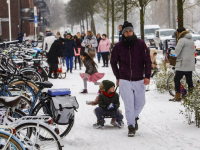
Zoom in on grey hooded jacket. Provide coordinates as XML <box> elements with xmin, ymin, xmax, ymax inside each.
<box><xmin>81</xmin><ymin>35</ymin><xmax>98</xmax><ymax>54</ymax></box>
<box><xmin>173</xmin><ymin>31</ymin><xmax>195</xmax><ymax>71</ymax></box>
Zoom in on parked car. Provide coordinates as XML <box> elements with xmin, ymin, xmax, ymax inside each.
<box><xmin>187</xmin><ymin>29</ymin><xmax>197</xmax><ymax>34</ymax></box>
<box><xmin>144</xmin><ymin>25</ymin><xmax>160</xmax><ymax>48</ymax></box>
<box><xmin>154</xmin><ymin>29</ymin><xmax>176</xmax><ymax>50</ymax></box>
<box><xmin>192</xmin><ymin>34</ymin><xmax>200</xmax><ymax>55</ymax></box>
<box><xmin>109</xmin><ymin>35</ymin><xmax>119</xmax><ymax>44</ymax></box>
<box><xmin>137</xmin><ymin>36</ymin><xmax>150</xmax><ymax>48</ymax></box>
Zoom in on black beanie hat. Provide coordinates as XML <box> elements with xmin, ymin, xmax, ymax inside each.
<box><xmin>102</xmin><ymin>80</ymin><xmax>115</xmax><ymax>92</ymax></box>
<box><xmin>122</xmin><ymin>21</ymin><xmax>134</xmax><ymax>34</ymax></box>
<box><xmin>102</xmin><ymin>34</ymin><xmax>107</xmax><ymax>37</ymax></box>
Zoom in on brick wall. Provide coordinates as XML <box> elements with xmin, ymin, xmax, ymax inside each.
<box><xmin>0</xmin><ymin>0</ymin><xmax>20</xmax><ymax>40</ymax></box>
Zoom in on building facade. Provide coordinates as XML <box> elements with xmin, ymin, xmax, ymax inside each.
<box><xmin>0</xmin><ymin>0</ymin><xmax>50</xmax><ymax>41</ymax></box>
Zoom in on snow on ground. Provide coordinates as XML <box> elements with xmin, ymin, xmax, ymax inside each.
<box><xmin>48</xmin><ymin>51</ymin><xmax>200</xmax><ymax>150</ymax></box>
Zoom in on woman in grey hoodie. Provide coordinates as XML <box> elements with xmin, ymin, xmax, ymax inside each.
<box><xmin>81</xmin><ymin>31</ymin><xmax>98</xmax><ymax>57</ymax></box>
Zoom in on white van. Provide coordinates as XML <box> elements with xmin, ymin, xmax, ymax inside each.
<box><xmin>144</xmin><ymin>25</ymin><xmax>160</xmax><ymax>48</ymax></box>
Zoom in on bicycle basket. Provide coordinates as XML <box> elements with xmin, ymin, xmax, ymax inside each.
<box><xmin>50</xmin><ymin>95</ymin><xmax>79</xmax><ymax>125</ymax></box>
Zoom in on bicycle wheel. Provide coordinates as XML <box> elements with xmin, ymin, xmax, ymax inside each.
<box><xmin>167</xmin><ymin>72</ymin><xmax>198</xmax><ymax>97</ymax></box>
<box><xmin>167</xmin><ymin>72</ymin><xmax>176</xmax><ymax>97</ymax></box>
<box><xmin>32</xmin><ymin>100</ymin><xmax>75</xmax><ymax>138</ymax></box>
<box><xmin>15</xmin><ymin>123</ymin><xmax>62</xmax><ymax>150</ymax></box>
<box><xmin>10</xmin><ymin>80</ymin><xmax>38</xmax><ymax>98</ymax></box>
<box><xmin>20</xmin><ymin>70</ymin><xmax>42</xmax><ymax>82</ymax></box>
<box><xmin>0</xmin><ymin>132</ymin><xmax>25</xmax><ymax>150</ymax></box>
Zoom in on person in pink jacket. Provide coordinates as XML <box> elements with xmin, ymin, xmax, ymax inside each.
<box><xmin>98</xmin><ymin>34</ymin><xmax>111</xmax><ymax>67</ymax></box>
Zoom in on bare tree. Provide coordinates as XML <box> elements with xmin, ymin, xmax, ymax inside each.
<box><xmin>132</xmin><ymin>0</ymin><xmax>157</xmax><ymax>40</ymax></box>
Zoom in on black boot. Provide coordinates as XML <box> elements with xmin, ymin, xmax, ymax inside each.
<box><xmin>105</xmin><ymin>64</ymin><xmax>108</xmax><ymax>67</ymax></box>
<box><xmin>80</xmin><ymin>89</ymin><xmax>88</xmax><ymax>93</ymax></box>
<box><xmin>70</xmin><ymin>70</ymin><xmax>72</xmax><ymax>73</ymax></box>
<box><xmin>67</xmin><ymin>68</ymin><xmax>70</xmax><ymax>72</ymax></box>
<box><xmin>75</xmin><ymin>65</ymin><xmax>77</xmax><ymax>70</ymax></box>
<box><xmin>48</xmin><ymin>70</ymin><xmax>53</xmax><ymax>78</ymax></box>
<box><xmin>128</xmin><ymin>125</ymin><xmax>136</xmax><ymax>137</ymax></box>
<box><xmin>54</xmin><ymin>71</ymin><xmax>58</xmax><ymax>79</ymax></box>
<box><xmin>135</xmin><ymin>117</ymin><xmax>139</xmax><ymax>130</ymax></box>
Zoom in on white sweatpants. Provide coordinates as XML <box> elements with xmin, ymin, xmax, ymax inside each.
<box><xmin>119</xmin><ymin>79</ymin><xmax>146</xmax><ymax>127</ymax></box>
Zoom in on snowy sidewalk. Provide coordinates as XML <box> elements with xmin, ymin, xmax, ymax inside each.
<box><xmin>48</xmin><ymin>56</ymin><xmax>200</xmax><ymax>150</ymax></box>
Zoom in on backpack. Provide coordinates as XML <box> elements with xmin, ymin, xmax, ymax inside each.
<box><xmin>50</xmin><ymin>95</ymin><xmax>79</xmax><ymax>125</ymax></box>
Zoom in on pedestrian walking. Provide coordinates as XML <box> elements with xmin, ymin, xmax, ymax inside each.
<box><xmin>96</xmin><ymin>33</ymin><xmax>102</xmax><ymax>63</ymax></box>
<box><xmin>43</xmin><ymin>31</ymin><xmax>57</xmax><ymax>54</ymax></box>
<box><xmin>62</xmin><ymin>33</ymin><xmax>78</xmax><ymax>73</ymax></box>
<box><xmin>47</xmin><ymin>37</ymin><xmax>65</xmax><ymax>79</ymax></box>
<box><xmin>74</xmin><ymin>35</ymin><xmax>81</xmax><ymax>70</ymax></box>
<box><xmin>77</xmin><ymin>32</ymin><xmax>81</xmax><ymax>39</ymax></box>
<box><xmin>81</xmin><ymin>31</ymin><xmax>98</xmax><ymax>58</ymax></box>
<box><xmin>98</xmin><ymin>34</ymin><xmax>110</xmax><ymax>67</ymax></box>
<box><xmin>111</xmin><ymin>21</ymin><xmax>151</xmax><ymax>137</ymax></box>
<box><xmin>118</xmin><ymin>25</ymin><xmax>122</xmax><ymax>42</ymax></box>
<box><xmin>80</xmin><ymin>52</ymin><xmax>104</xmax><ymax>93</ymax></box>
<box><xmin>169</xmin><ymin>28</ymin><xmax>195</xmax><ymax>101</ymax></box>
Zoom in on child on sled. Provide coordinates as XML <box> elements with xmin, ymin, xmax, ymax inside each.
<box><xmin>87</xmin><ymin>80</ymin><xmax>123</xmax><ymax>127</ymax></box>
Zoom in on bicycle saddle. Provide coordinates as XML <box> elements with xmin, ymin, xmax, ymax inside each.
<box><xmin>0</xmin><ymin>96</ymin><xmax>21</xmax><ymax>107</ymax></box>
<box><xmin>24</xmin><ymin>57</ymin><xmax>32</xmax><ymax>61</ymax></box>
<box><xmin>36</xmin><ymin>81</ymin><xmax>53</xmax><ymax>88</ymax></box>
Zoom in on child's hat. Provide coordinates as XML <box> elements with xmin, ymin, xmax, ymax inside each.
<box><xmin>102</xmin><ymin>80</ymin><xmax>115</xmax><ymax>92</ymax></box>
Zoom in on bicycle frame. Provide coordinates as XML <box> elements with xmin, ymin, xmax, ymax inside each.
<box><xmin>0</xmin><ymin>126</ymin><xmax>26</xmax><ymax>150</ymax></box>
<box><xmin>1</xmin><ymin>105</ymin><xmax>63</xmax><ymax>149</ymax></box>
<box><xmin>28</xmin><ymin>90</ymin><xmax>52</xmax><ymax>116</ymax></box>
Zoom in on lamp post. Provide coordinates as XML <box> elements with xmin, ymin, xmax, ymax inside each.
<box><xmin>7</xmin><ymin>0</ymin><xmax>12</xmax><ymax>41</ymax></box>
<box><xmin>34</xmin><ymin>7</ymin><xmax>38</xmax><ymax>41</ymax></box>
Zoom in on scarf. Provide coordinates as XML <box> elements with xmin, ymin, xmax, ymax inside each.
<box><xmin>86</xmin><ymin>35</ymin><xmax>93</xmax><ymax>40</ymax></box>
<box><xmin>102</xmin><ymin>90</ymin><xmax>115</xmax><ymax>98</ymax></box>
<box><xmin>122</xmin><ymin>34</ymin><xmax>137</xmax><ymax>47</ymax></box>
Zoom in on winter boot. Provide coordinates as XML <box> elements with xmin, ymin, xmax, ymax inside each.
<box><xmin>135</xmin><ymin>117</ymin><xmax>139</xmax><ymax>130</ymax></box>
<box><xmin>110</xmin><ymin>119</ymin><xmax>118</xmax><ymax>127</ymax></box>
<box><xmin>128</xmin><ymin>125</ymin><xmax>136</xmax><ymax>137</ymax></box>
<box><xmin>80</xmin><ymin>89</ymin><xmax>88</xmax><ymax>93</ymax></box>
<box><xmin>93</xmin><ymin>120</ymin><xmax>105</xmax><ymax>128</ymax></box>
<box><xmin>169</xmin><ymin>93</ymin><xmax>182</xmax><ymax>102</ymax></box>
<box><xmin>117</xmin><ymin>120</ymin><xmax>124</xmax><ymax>128</ymax></box>
<box><xmin>67</xmin><ymin>68</ymin><xmax>70</xmax><ymax>72</ymax></box>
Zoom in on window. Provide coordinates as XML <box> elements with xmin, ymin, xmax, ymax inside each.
<box><xmin>144</xmin><ymin>28</ymin><xmax>159</xmax><ymax>35</ymax></box>
<box><xmin>160</xmin><ymin>30</ymin><xmax>175</xmax><ymax>37</ymax></box>
<box><xmin>192</xmin><ymin>36</ymin><xmax>200</xmax><ymax>41</ymax></box>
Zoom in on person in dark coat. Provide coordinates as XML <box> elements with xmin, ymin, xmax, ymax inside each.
<box><xmin>62</xmin><ymin>33</ymin><xmax>78</xmax><ymax>73</ymax></box>
<box><xmin>17</xmin><ymin>32</ymin><xmax>24</xmax><ymax>43</ymax></box>
<box><xmin>47</xmin><ymin>38</ymin><xmax>65</xmax><ymax>79</ymax></box>
<box><xmin>111</xmin><ymin>21</ymin><xmax>151</xmax><ymax>137</ymax></box>
<box><xmin>96</xmin><ymin>33</ymin><xmax>102</xmax><ymax>63</ymax></box>
<box><xmin>74</xmin><ymin>35</ymin><xmax>81</xmax><ymax>70</ymax></box>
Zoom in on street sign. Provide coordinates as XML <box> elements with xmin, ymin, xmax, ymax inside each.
<box><xmin>34</xmin><ymin>16</ymin><xmax>37</xmax><ymax>23</ymax></box>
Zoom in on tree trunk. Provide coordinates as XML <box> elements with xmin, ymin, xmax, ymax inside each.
<box><xmin>86</xmin><ymin>12</ymin><xmax>88</xmax><ymax>31</ymax></box>
<box><xmin>177</xmin><ymin>0</ymin><xmax>184</xmax><ymax>29</ymax></box>
<box><xmin>111</xmin><ymin>0</ymin><xmax>114</xmax><ymax>44</ymax></box>
<box><xmin>172</xmin><ymin>0</ymin><xmax>176</xmax><ymax>29</ymax></box>
<box><xmin>80</xmin><ymin>21</ymin><xmax>82</xmax><ymax>33</ymax></box>
<box><xmin>107</xmin><ymin>0</ymin><xmax>109</xmax><ymax>38</ymax></box>
<box><xmin>124</xmin><ymin>0</ymin><xmax>127</xmax><ymax>21</ymax></box>
<box><xmin>140</xmin><ymin>3</ymin><xmax>145</xmax><ymax>40</ymax></box>
<box><xmin>82</xmin><ymin>19</ymin><xmax>85</xmax><ymax>32</ymax></box>
<box><xmin>168</xmin><ymin>0</ymin><xmax>171</xmax><ymax>28</ymax></box>
<box><xmin>91</xmin><ymin>13</ymin><xmax>96</xmax><ymax>35</ymax></box>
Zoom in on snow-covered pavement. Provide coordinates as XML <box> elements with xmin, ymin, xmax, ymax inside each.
<box><xmin>48</xmin><ymin>51</ymin><xmax>200</xmax><ymax>150</ymax></box>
